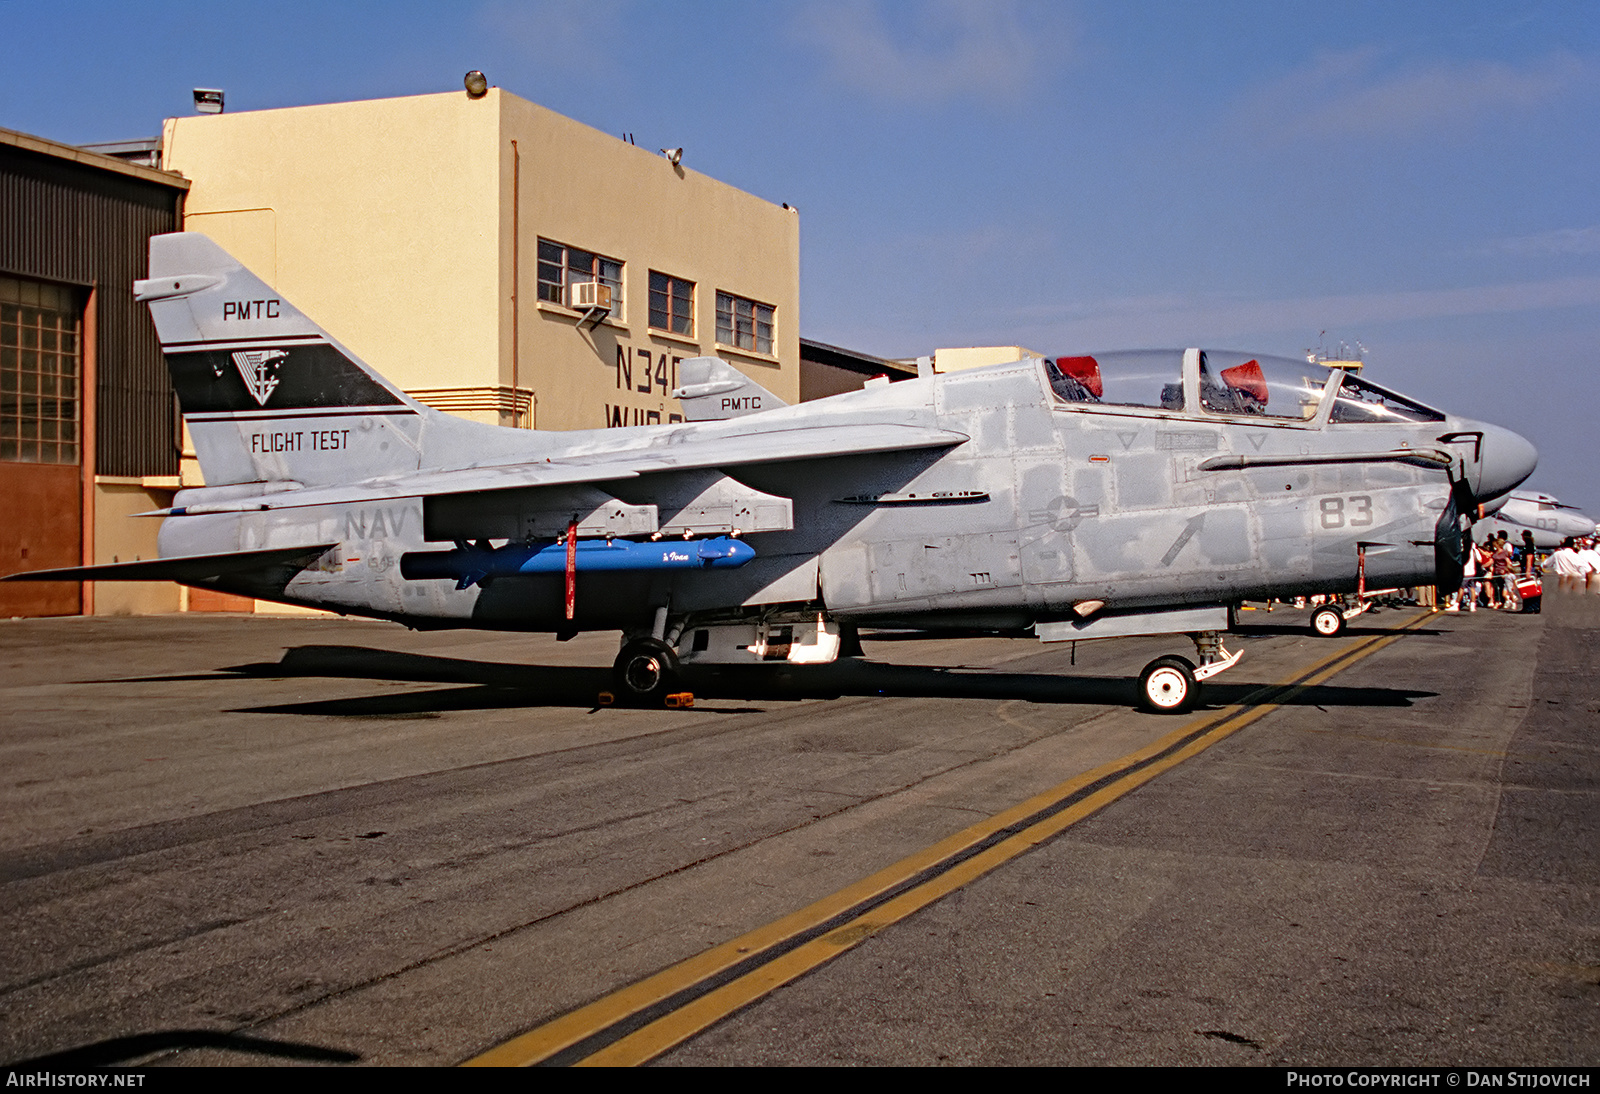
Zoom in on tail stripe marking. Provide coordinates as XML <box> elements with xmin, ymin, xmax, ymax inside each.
<box><xmin>184</xmin><ymin>407</ymin><xmax>419</xmax><ymax>424</ymax></box>
<box><xmin>162</xmin><ymin>334</ymin><xmax>323</xmax><ymax>349</ymax></box>
<box><xmin>165</xmin><ymin>344</ymin><xmax>406</xmax><ymax>414</ymax></box>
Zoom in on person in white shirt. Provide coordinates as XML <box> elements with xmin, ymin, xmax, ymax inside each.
<box><xmin>1545</xmin><ymin>537</ymin><xmax>1594</xmax><ymax>594</ymax></box>
<box><xmin>1449</xmin><ymin>538</ymin><xmax>1484</xmax><ymax>611</ymax></box>
<box><xmin>1578</xmin><ymin>537</ymin><xmax>1600</xmax><ymax>594</ymax></box>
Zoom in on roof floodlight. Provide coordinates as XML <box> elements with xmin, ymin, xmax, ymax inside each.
<box><xmin>660</xmin><ymin>147</ymin><xmax>683</xmax><ymax>167</ymax></box>
<box><xmin>464</xmin><ymin>71</ymin><xmax>489</xmax><ymax>99</ymax></box>
<box><xmin>193</xmin><ymin>89</ymin><xmax>224</xmax><ymax>114</ymax></box>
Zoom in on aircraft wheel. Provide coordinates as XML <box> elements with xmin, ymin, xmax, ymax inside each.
<box><xmin>1311</xmin><ymin>606</ymin><xmax>1346</xmax><ymax>637</ymax></box>
<box><xmin>1139</xmin><ymin>655</ymin><xmax>1198</xmax><ymax>714</ymax></box>
<box><xmin>613</xmin><ymin>637</ymin><xmax>680</xmax><ymax>702</ymax></box>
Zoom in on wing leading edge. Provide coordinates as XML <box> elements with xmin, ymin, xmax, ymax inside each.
<box><xmin>151</xmin><ymin>422</ymin><xmax>968</xmax><ymax>516</ymax></box>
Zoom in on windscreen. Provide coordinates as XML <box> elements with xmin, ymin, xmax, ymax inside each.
<box><xmin>1328</xmin><ymin>373</ymin><xmax>1445</xmax><ymax>423</ymax></box>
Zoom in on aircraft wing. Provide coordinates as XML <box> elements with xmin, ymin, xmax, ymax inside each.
<box><xmin>155</xmin><ymin>422</ymin><xmax>968</xmax><ymax>516</ymax></box>
<box><xmin>2</xmin><ymin>544</ymin><xmax>336</xmax><ymax>583</ymax></box>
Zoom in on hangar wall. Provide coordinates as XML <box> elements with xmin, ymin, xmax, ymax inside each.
<box><xmin>0</xmin><ymin>128</ymin><xmax>188</xmax><ymax>617</ymax></box>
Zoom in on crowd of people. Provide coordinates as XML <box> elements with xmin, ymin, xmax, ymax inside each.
<box><xmin>1262</xmin><ymin>531</ymin><xmax>1598</xmax><ymax>620</ymax></box>
<box><xmin>1445</xmin><ymin>530</ymin><xmax>1600</xmax><ymax>612</ymax></box>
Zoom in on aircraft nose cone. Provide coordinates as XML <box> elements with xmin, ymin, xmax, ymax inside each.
<box><xmin>1472</xmin><ymin>423</ymin><xmax>1538</xmax><ymax>505</ymax></box>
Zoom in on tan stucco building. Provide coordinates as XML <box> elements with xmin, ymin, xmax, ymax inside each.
<box><xmin>932</xmin><ymin>346</ymin><xmax>1045</xmax><ymax>373</ymax></box>
<box><xmin>162</xmin><ymin>88</ymin><xmax>801</xmax><ymax>450</ymax></box>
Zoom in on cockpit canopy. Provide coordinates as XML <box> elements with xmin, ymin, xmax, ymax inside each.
<box><xmin>1043</xmin><ymin>350</ymin><xmax>1444</xmax><ymax>424</ymax></box>
<box><xmin>1199</xmin><ymin>351</ymin><xmax>1324</xmax><ymax>419</ymax></box>
<box><xmin>1046</xmin><ymin>350</ymin><xmax>1186</xmax><ymax>411</ymax></box>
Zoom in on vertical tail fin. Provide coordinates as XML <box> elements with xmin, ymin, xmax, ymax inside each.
<box><xmin>136</xmin><ymin>232</ymin><xmax>427</xmax><ymax>487</ymax></box>
<box><xmin>671</xmin><ymin>356</ymin><xmax>788</xmax><ymax>421</ymax></box>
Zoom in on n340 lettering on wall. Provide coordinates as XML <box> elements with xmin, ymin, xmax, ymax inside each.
<box><xmin>606</xmin><ymin>344</ymin><xmax>685</xmax><ymax>428</ymax></box>
<box><xmin>1319</xmin><ymin>495</ymin><xmax>1374</xmax><ymax>529</ymax></box>
<box><xmin>616</xmin><ymin>345</ymin><xmax>680</xmax><ymax>395</ymax></box>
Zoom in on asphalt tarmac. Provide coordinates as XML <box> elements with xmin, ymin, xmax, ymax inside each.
<box><xmin>0</xmin><ymin>595</ymin><xmax>1594</xmax><ymax>1067</ymax></box>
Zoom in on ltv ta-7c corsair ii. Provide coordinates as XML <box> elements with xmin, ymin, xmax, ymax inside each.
<box><xmin>6</xmin><ymin>235</ymin><xmax>1538</xmax><ymax>712</ymax></box>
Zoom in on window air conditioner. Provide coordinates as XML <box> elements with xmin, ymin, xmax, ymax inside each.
<box><xmin>568</xmin><ymin>282</ymin><xmax>612</xmax><ymax>311</ymax></box>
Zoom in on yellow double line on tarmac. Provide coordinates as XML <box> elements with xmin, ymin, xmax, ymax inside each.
<box><xmin>464</xmin><ymin>614</ymin><xmax>1432</xmax><ymax>1067</ymax></box>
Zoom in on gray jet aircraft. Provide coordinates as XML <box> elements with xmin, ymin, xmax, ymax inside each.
<box><xmin>5</xmin><ymin>235</ymin><xmax>1539</xmax><ymax>712</ymax></box>
<box><xmin>1473</xmin><ymin>490</ymin><xmax>1595</xmax><ymax>548</ymax></box>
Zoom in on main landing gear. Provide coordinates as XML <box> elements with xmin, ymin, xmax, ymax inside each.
<box><xmin>1136</xmin><ymin>630</ymin><xmax>1242</xmax><ymax>715</ymax></box>
<box><xmin>612</xmin><ymin>636</ymin><xmax>681</xmax><ymax>704</ymax></box>
<box><xmin>1139</xmin><ymin>656</ymin><xmax>1197</xmax><ymax>713</ymax></box>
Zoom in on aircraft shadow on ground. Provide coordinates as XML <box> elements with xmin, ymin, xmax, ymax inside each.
<box><xmin>1231</xmin><ymin>620</ymin><xmax>1447</xmax><ymax>639</ymax></box>
<box><xmin>8</xmin><ymin>1029</ymin><xmax>360</xmax><ymax>1067</ymax></box>
<box><xmin>864</xmin><ymin>618</ymin><xmax>1449</xmax><ymax>642</ymax></box>
<box><xmin>215</xmin><ymin>644</ymin><xmax>1434</xmax><ymax>717</ymax></box>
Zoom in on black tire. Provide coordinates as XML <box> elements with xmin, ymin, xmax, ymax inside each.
<box><xmin>613</xmin><ymin>637</ymin><xmax>680</xmax><ymax>703</ymax></box>
<box><xmin>1311</xmin><ymin>606</ymin><xmax>1346</xmax><ymax>637</ymax></box>
<box><xmin>1139</xmin><ymin>655</ymin><xmax>1198</xmax><ymax>714</ymax></box>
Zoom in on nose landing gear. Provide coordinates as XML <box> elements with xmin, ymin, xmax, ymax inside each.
<box><xmin>1312</xmin><ymin>605</ymin><xmax>1347</xmax><ymax>637</ymax></box>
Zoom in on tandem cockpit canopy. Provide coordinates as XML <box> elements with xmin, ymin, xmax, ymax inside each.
<box><xmin>1043</xmin><ymin>349</ymin><xmax>1445</xmax><ymax>426</ymax></box>
<box><xmin>1044</xmin><ymin>349</ymin><xmax>1186</xmax><ymax>410</ymax></box>
<box><xmin>1197</xmin><ymin>351</ymin><xmax>1323</xmax><ymax>419</ymax></box>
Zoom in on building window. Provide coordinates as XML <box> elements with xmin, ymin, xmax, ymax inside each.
<box><xmin>715</xmin><ymin>292</ymin><xmax>774</xmax><ymax>355</ymax></box>
<box><xmin>1</xmin><ymin>277</ymin><xmax>81</xmax><ymax>464</ymax></box>
<box><xmin>649</xmin><ymin>272</ymin><xmax>694</xmax><ymax>336</ymax></box>
<box><xmin>537</xmin><ymin>239</ymin><xmax>622</xmax><ymax>309</ymax></box>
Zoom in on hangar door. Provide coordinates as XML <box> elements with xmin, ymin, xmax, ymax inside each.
<box><xmin>0</xmin><ymin>277</ymin><xmax>82</xmax><ymax>616</ymax></box>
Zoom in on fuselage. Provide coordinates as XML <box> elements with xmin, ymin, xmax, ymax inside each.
<box><xmin>158</xmin><ymin>349</ymin><xmax>1535</xmax><ymax>633</ymax></box>
<box><xmin>1473</xmin><ymin>490</ymin><xmax>1596</xmax><ymax>549</ymax></box>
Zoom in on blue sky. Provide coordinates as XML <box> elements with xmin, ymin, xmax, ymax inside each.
<box><xmin>5</xmin><ymin>0</ymin><xmax>1597</xmax><ymax>511</ymax></box>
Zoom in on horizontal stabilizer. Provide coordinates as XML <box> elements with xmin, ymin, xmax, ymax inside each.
<box><xmin>2</xmin><ymin>544</ymin><xmax>336</xmax><ymax>584</ymax></box>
